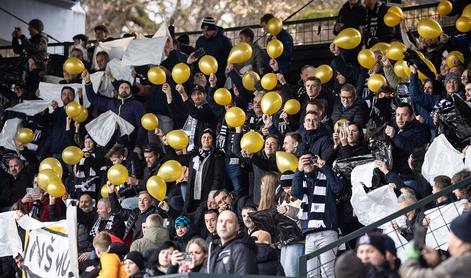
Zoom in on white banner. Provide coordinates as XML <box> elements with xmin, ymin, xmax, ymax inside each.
<box><xmin>37</xmin><ymin>82</ymin><xmax>84</xmax><ymax>108</ymax></box>
<box><xmin>6</xmin><ymin>100</ymin><xmax>52</xmax><ymax>116</ymax></box>
<box><xmin>0</xmin><ymin>118</ymin><xmax>22</xmax><ymax>151</ymax></box>
<box><xmin>107</xmin><ymin>58</ymin><xmax>134</xmax><ymax>83</ymax></box>
<box><xmin>85</xmin><ymin>110</ymin><xmax>135</xmax><ymax>146</ymax></box>
<box><xmin>122</xmin><ymin>37</ymin><xmax>167</xmax><ymax>66</ymax></box>
<box><xmin>0</xmin><ymin>211</ymin><xmax>23</xmax><ymax>257</ymax></box>
<box><xmin>92</xmin><ymin>37</ymin><xmax>134</xmax><ymax>69</ymax></box>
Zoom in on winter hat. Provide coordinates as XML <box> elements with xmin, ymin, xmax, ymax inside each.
<box><xmin>252</xmin><ymin>230</ymin><xmax>272</xmax><ymax>244</ymax></box>
<box><xmin>29</xmin><ymin>19</ymin><xmax>44</xmax><ymax>32</ymax></box>
<box><xmin>191</xmin><ymin>84</ymin><xmax>206</xmax><ymax>95</ymax></box>
<box><xmin>383</xmin><ymin>234</ymin><xmax>397</xmax><ymax>257</ymax></box>
<box><xmin>201</xmin><ymin>17</ymin><xmax>217</xmax><ymax>31</ymax></box>
<box><xmin>334</xmin><ymin>250</ymin><xmax>366</xmax><ymax>278</ymax></box>
<box><xmin>201</xmin><ymin>128</ymin><xmax>215</xmax><ymax>139</ymax></box>
<box><xmin>279</xmin><ymin>171</ymin><xmax>294</xmax><ymax>187</ymax></box>
<box><xmin>445</xmin><ymin>72</ymin><xmax>460</xmax><ymax>83</ymax></box>
<box><xmin>124</xmin><ymin>251</ymin><xmax>145</xmax><ymax>270</ymax></box>
<box><xmin>357</xmin><ymin>232</ymin><xmax>386</xmax><ymax>256</ymax></box>
<box><xmin>174</xmin><ymin>216</ymin><xmax>191</xmax><ymax>230</ymax></box>
<box><xmin>450</xmin><ymin>211</ymin><xmax>471</xmax><ymax>244</ymax></box>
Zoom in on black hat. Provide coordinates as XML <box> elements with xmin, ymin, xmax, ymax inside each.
<box><xmin>450</xmin><ymin>211</ymin><xmax>471</xmax><ymax>244</ymax></box>
<box><xmin>383</xmin><ymin>234</ymin><xmax>397</xmax><ymax>257</ymax></box>
<box><xmin>334</xmin><ymin>250</ymin><xmax>366</xmax><ymax>278</ymax></box>
<box><xmin>124</xmin><ymin>251</ymin><xmax>145</xmax><ymax>270</ymax></box>
<box><xmin>29</xmin><ymin>19</ymin><xmax>44</xmax><ymax>32</ymax></box>
<box><xmin>202</xmin><ymin>128</ymin><xmax>215</xmax><ymax>138</ymax></box>
<box><xmin>191</xmin><ymin>84</ymin><xmax>206</xmax><ymax>94</ymax></box>
<box><xmin>201</xmin><ymin>17</ymin><xmax>217</xmax><ymax>31</ymax></box>
<box><xmin>279</xmin><ymin>171</ymin><xmax>294</xmax><ymax>187</ymax></box>
<box><xmin>357</xmin><ymin>232</ymin><xmax>386</xmax><ymax>256</ymax></box>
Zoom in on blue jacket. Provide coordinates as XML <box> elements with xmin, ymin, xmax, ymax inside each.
<box><xmin>408</xmin><ymin>73</ymin><xmax>441</xmax><ymax>111</ymax></box>
<box><xmin>42</xmin><ymin>107</ymin><xmax>73</xmax><ymax>155</ymax></box>
<box><xmin>298</xmin><ymin>124</ymin><xmax>332</xmax><ymax>160</ymax></box>
<box><xmin>267</xmin><ymin>29</ymin><xmax>293</xmax><ymax>74</ymax></box>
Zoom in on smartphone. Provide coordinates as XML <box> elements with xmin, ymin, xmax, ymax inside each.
<box><xmin>310</xmin><ymin>157</ymin><xmax>318</xmax><ymax>165</ymax></box>
<box><xmin>26</xmin><ymin>187</ymin><xmax>34</xmax><ymax>196</ymax></box>
<box><xmin>194</xmin><ymin>48</ymin><xmax>205</xmax><ymax>59</ymax></box>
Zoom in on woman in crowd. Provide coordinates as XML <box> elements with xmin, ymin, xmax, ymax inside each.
<box><xmin>146</xmin><ymin>241</ymin><xmax>177</xmax><ymax>276</ymax></box>
<box><xmin>168</xmin><ymin>237</ymin><xmax>208</xmax><ymax>273</ymax></box>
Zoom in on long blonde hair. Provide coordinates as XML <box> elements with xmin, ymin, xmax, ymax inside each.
<box><xmin>258</xmin><ymin>172</ymin><xmax>280</xmax><ymax>211</ymax></box>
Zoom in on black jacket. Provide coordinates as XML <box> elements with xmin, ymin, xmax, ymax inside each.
<box><xmin>12</xmin><ymin>32</ymin><xmax>48</xmax><ymax>62</ymax></box>
<box><xmin>335</xmin><ymin>1</ymin><xmax>367</xmax><ymax>34</ymax></box>
<box><xmin>255</xmin><ymin>244</ymin><xmax>285</xmax><ymax>276</ymax></box>
<box><xmin>331</xmin><ymin>99</ymin><xmax>370</xmax><ymax>128</ymax></box>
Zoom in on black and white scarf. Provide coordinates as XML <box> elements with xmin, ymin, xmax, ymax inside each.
<box><xmin>192</xmin><ymin>148</ymin><xmax>213</xmax><ymax>200</ymax></box>
<box><xmin>297</xmin><ymin>172</ymin><xmax>328</xmax><ymax>229</ymax></box>
<box><xmin>89</xmin><ymin>215</ymin><xmax>115</xmax><ymax>237</ymax></box>
<box><xmin>183</xmin><ymin>102</ymin><xmax>208</xmax><ymax>151</ymax></box>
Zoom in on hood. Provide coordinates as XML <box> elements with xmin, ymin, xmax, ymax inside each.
<box><xmin>255</xmin><ymin>244</ymin><xmax>278</xmax><ymax>263</ymax></box>
<box><xmin>144</xmin><ymin>225</ymin><xmax>169</xmax><ymax>242</ymax></box>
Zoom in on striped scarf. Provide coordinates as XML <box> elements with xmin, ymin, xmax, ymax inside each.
<box><xmin>297</xmin><ymin>171</ymin><xmax>328</xmax><ymax>229</ymax></box>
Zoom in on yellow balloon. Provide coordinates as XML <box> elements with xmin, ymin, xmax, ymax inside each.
<box><xmin>284</xmin><ymin>99</ymin><xmax>301</xmax><ymax>115</ymax></box>
<box><xmin>267</xmin><ymin>39</ymin><xmax>284</xmax><ymax>59</ymax></box>
<box><xmin>357</xmin><ymin>49</ymin><xmax>376</xmax><ymax>70</ymax></box>
<box><xmin>386</xmin><ymin>41</ymin><xmax>407</xmax><ymax>61</ymax></box>
<box><xmin>261</xmin><ymin>92</ymin><xmax>282</xmax><ymax>115</ymax></box>
<box><xmin>198</xmin><ymin>55</ymin><xmax>218</xmax><ymax>75</ymax></box>
<box><xmin>367</xmin><ymin>74</ymin><xmax>387</xmax><ymax>93</ymax></box>
<box><xmin>446</xmin><ymin>51</ymin><xmax>465</xmax><ymax>68</ymax></box>
<box><xmin>384</xmin><ymin>12</ymin><xmax>401</xmax><ymax>27</ymax></box>
<box><xmin>388</xmin><ymin>6</ymin><xmax>403</xmax><ymax>17</ymax></box>
<box><xmin>267</xmin><ymin>17</ymin><xmax>283</xmax><ymax>36</ymax></box>
<box><xmin>437</xmin><ymin>1</ymin><xmax>453</xmax><ymax>16</ymax></box>
<box><xmin>276</xmin><ymin>151</ymin><xmax>298</xmax><ymax>173</ymax></box>
<box><xmin>16</xmin><ymin>128</ymin><xmax>34</xmax><ymax>144</ymax></box>
<box><xmin>63</xmin><ymin>57</ymin><xmax>85</xmax><ymax>75</ymax></box>
<box><xmin>47</xmin><ymin>179</ymin><xmax>66</xmax><ymax>198</ymax></box>
<box><xmin>107</xmin><ymin>164</ymin><xmax>129</xmax><ymax>185</ymax></box>
<box><xmin>157</xmin><ymin>160</ymin><xmax>183</xmax><ymax>182</ymax></box>
<box><xmin>456</xmin><ymin>16</ymin><xmax>471</xmax><ymax>33</ymax></box>
<box><xmin>225</xmin><ymin>107</ymin><xmax>246</xmax><ymax>128</ymax></box>
<box><xmin>393</xmin><ymin>60</ymin><xmax>411</xmax><ymax>79</ymax></box>
<box><xmin>146</xmin><ymin>176</ymin><xmax>167</xmax><ymax>201</ymax></box>
<box><xmin>147</xmin><ymin>66</ymin><xmax>166</xmax><ymax>85</ymax></box>
<box><xmin>333</xmin><ymin>28</ymin><xmax>362</xmax><ymax>50</ymax></box>
<box><xmin>242</xmin><ymin>71</ymin><xmax>260</xmax><ymax>91</ymax></box>
<box><xmin>228</xmin><ymin>42</ymin><xmax>253</xmax><ymax>64</ymax></box>
<box><xmin>464</xmin><ymin>4</ymin><xmax>471</xmax><ymax>17</ymax></box>
<box><xmin>314</xmin><ymin>65</ymin><xmax>333</xmax><ymax>84</ymax></box>
<box><xmin>37</xmin><ymin>169</ymin><xmax>60</xmax><ymax>191</ymax></box>
<box><xmin>171</xmin><ymin>63</ymin><xmax>191</xmax><ymax>84</ymax></box>
<box><xmin>65</xmin><ymin>101</ymin><xmax>81</xmax><ymax>118</ymax></box>
<box><xmin>370</xmin><ymin>42</ymin><xmax>391</xmax><ymax>55</ymax></box>
<box><xmin>417</xmin><ymin>19</ymin><xmax>443</xmax><ymax>39</ymax></box>
<box><xmin>141</xmin><ymin>113</ymin><xmax>159</xmax><ymax>131</ymax></box>
<box><xmin>261</xmin><ymin>73</ymin><xmax>278</xmax><ymax>91</ymax></box>
<box><xmin>166</xmin><ymin>130</ymin><xmax>189</xmax><ymax>150</ymax></box>
<box><xmin>73</xmin><ymin>106</ymin><xmax>88</xmax><ymax>123</ymax></box>
<box><xmin>39</xmin><ymin>157</ymin><xmax>63</xmax><ymax>178</ymax></box>
<box><xmin>62</xmin><ymin>146</ymin><xmax>83</xmax><ymax>165</ymax></box>
<box><xmin>334</xmin><ymin>119</ymin><xmax>351</xmax><ymax>133</ymax></box>
<box><xmin>240</xmin><ymin>131</ymin><xmax>264</xmax><ymax>153</ymax></box>
<box><xmin>214</xmin><ymin>88</ymin><xmax>232</xmax><ymax>106</ymax></box>
<box><xmin>100</xmin><ymin>184</ymin><xmax>119</xmax><ymax>198</ymax></box>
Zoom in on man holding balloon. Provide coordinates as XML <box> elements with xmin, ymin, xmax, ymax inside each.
<box><xmin>260</xmin><ymin>14</ymin><xmax>293</xmax><ymax>75</ymax></box>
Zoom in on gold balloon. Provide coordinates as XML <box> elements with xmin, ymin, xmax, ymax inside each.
<box><xmin>314</xmin><ymin>65</ymin><xmax>334</xmax><ymax>84</ymax></box>
<box><xmin>240</xmin><ymin>131</ymin><xmax>264</xmax><ymax>153</ymax></box>
<box><xmin>261</xmin><ymin>73</ymin><xmax>278</xmax><ymax>91</ymax></box>
<box><xmin>62</xmin><ymin>146</ymin><xmax>83</xmax><ymax>165</ymax></box>
<box><xmin>198</xmin><ymin>55</ymin><xmax>218</xmax><ymax>75</ymax></box>
<box><xmin>107</xmin><ymin>164</ymin><xmax>129</xmax><ymax>185</ymax></box>
<box><xmin>16</xmin><ymin>128</ymin><xmax>34</xmax><ymax>144</ymax></box>
<box><xmin>417</xmin><ymin>18</ymin><xmax>443</xmax><ymax>39</ymax></box>
<box><xmin>284</xmin><ymin>99</ymin><xmax>301</xmax><ymax>115</ymax></box>
<box><xmin>63</xmin><ymin>57</ymin><xmax>85</xmax><ymax>75</ymax></box>
<box><xmin>437</xmin><ymin>1</ymin><xmax>453</xmax><ymax>16</ymax></box>
<box><xmin>370</xmin><ymin>42</ymin><xmax>391</xmax><ymax>55</ymax></box>
<box><xmin>171</xmin><ymin>63</ymin><xmax>191</xmax><ymax>84</ymax></box>
<box><xmin>446</xmin><ymin>51</ymin><xmax>465</xmax><ymax>68</ymax></box>
<box><xmin>386</xmin><ymin>41</ymin><xmax>407</xmax><ymax>61</ymax></box>
<box><xmin>242</xmin><ymin>71</ymin><xmax>260</xmax><ymax>91</ymax></box>
<box><xmin>367</xmin><ymin>74</ymin><xmax>387</xmax><ymax>93</ymax></box>
<box><xmin>65</xmin><ymin>101</ymin><xmax>81</xmax><ymax>118</ymax></box>
<box><xmin>388</xmin><ymin>6</ymin><xmax>403</xmax><ymax>17</ymax></box>
<box><xmin>37</xmin><ymin>169</ymin><xmax>60</xmax><ymax>191</ymax></box>
<box><xmin>267</xmin><ymin>39</ymin><xmax>284</xmax><ymax>59</ymax></box>
<box><xmin>141</xmin><ymin>113</ymin><xmax>159</xmax><ymax>131</ymax></box>
<box><xmin>166</xmin><ymin>130</ymin><xmax>189</xmax><ymax>150</ymax></box>
<box><xmin>100</xmin><ymin>184</ymin><xmax>119</xmax><ymax>198</ymax></box>
<box><xmin>384</xmin><ymin>12</ymin><xmax>401</xmax><ymax>27</ymax></box>
<box><xmin>357</xmin><ymin>49</ymin><xmax>376</xmax><ymax>70</ymax></box>
<box><xmin>146</xmin><ymin>176</ymin><xmax>167</xmax><ymax>201</ymax></box>
<box><xmin>225</xmin><ymin>107</ymin><xmax>246</xmax><ymax>128</ymax></box>
<box><xmin>214</xmin><ymin>88</ymin><xmax>232</xmax><ymax>106</ymax></box>
<box><xmin>47</xmin><ymin>179</ymin><xmax>66</xmax><ymax>198</ymax></box>
<box><xmin>333</xmin><ymin>28</ymin><xmax>362</xmax><ymax>49</ymax></box>
<box><xmin>228</xmin><ymin>42</ymin><xmax>253</xmax><ymax>64</ymax></box>
<box><xmin>456</xmin><ymin>16</ymin><xmax>471</xmax><ymax>33</ymax></box>
<box><xmin>464</xmin><ymin>4</ymin><xmax>471</xmax><ymax>17</ymax></box>
<box><xmin>261</xmin><ymin>92</ymin><xmax>282</xmax><ymax>115</ymax></box>
<box><xmin>39</xmin><ymin>157</ymin><xmax>63</xmax><ymax>178</ymax></box>
<box><xmin>334</xmin><ymin>119</ymin><xmax>351</xmax><ymax>133</ymax></box>
<box><xmin>276</xmin><ymin>151</ymin><xmax>298</xmax><ymax>173</ymax></box>
<box><xmin>157</xmin><ymin>160</ymin><xmax>183</xmax><ymax>182</ymax></box>
<box><xmin>73</xmin><ymin>106</ymin><xmax>88</xmax><ymax>123</ymax></box>
<box><xmin>393</xmin><ymin>60</ymin><xmax>411</xmax><ymax>79</ymax></box>
<box><xmin>267</xmin><ymin>17</ymin><xmax>283</xmax><ymax>36</ymax></box>
<box><xmin>147</xmin><ymin>66</ymin><xmax>166</xmax><ymax>85</ymax></box>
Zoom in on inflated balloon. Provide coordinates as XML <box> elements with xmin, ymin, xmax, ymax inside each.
<box><xmin>393</xmin><ymin>60</ymin><xmax>411</xmax><ymax>79</ymax></box>
<box><xmin>100</xmin><ymin>184</ymin><xmax>119</xmax><ymax>198</ymax></box>
<box><xmin>370</xmin><ymin>42</ymin><xmax>391</xmax><ymax>55</ymax></box>
<box><xmin>225</xmin><ymin>107</ymin><xmax>246</xmax><ymax>128</ymax></box>
<box><xmin>386</xmin><ymin>41</ymin><xmax>407</xmax><ymax>61</ymax></box>
<box><xmin>227</xmin><ymin>42</ymin><xmax>252</xmax><ymax>64</ymax></box>
<box><xmin>157</xmin><ymin>160</ymin><xmax>183</xmax><ymax>182</ymax></box>
<box><xmin>284</xmin><ymin>99</ymin><xmax>301</xmax><ymax>115</ymax></box>
<box><xmin>147</xmin><ymin>66</ymin><xmax>166</xmax><ymax>85</ymax></box>
<box><xmin>261</xmin><ymin>73</ymin><xmax>278</xmax><ymax>91</ymax></box>
<box><xmin>141</xmin><ymin>113</ymin><xmax>159</xmax><ymax>131</ymax></box>
<box><xmin>367</xmin><ymin>74</ymin><xmax>387</xmax><ymax>93</ymax></box>
<box><xmin>333</xmin><ymin>28</ymin><xmax>362</xmax><ymax>49</ymax></box>
<box><xmin>146</xmin><ymin>176</ymin><xmax>167</xmax><ymax>201</ymax></box>
<box><xmin>171</xmin><ymin>63</ymin><xmax>191</xmax><ymax>84</ymax></box>
<box><xmin>446</xmin><ymin>51</ymin><xmax>465</xmax><ymax>68</ymax></box>
<box><xmin>313</xmin><ymin>65</ymin><xmax>333</xmax><ymax>84</ymax></box>
<box><xmin>276</xmin><ymin>151</ymin><xmax>298</xmax><ymax>173</ymax></box>
<box><xmin>334</xmin><ymin>119</ymin><xmax>351</xmax><ymax>133</ymax></box>
<box><xmin>198</xmin><ymin>55</ymin><xmax>218</xmax><ymax>75</ymax></box>
<box><xmin>357</xmin><ymin>49</ymin><xmax>376</xmax><ymax>70</ymax></box>
<box><xmin>63</xmin><ymin>57</ymin><xmax>85</xmax><ymax>75</ymax></box>
<box><xmin>388</xmin><ymin>6</ymin><xmax>403</xmax><ymax>17</ymax></box>
<box><xmin>65</xmin><ymin>101</ymin><xmax>82</xmax><ymax>118</ymax></box>
<box><xmin>267</xmin><ymin>39</ymin><xmax>284</xmax><ymax>59</ymax></box>
<box><xmin>242</xmin><ymin>71</ymin><xmax>260</xmax><ymax>91</ymax></box>
<box><xmin>417</xmin><ymin>19</ymin><xmax>443</xmax><ymax>39</ymax></box>
<box><xmin>37</xmin><ymin>169</ymin><xmax>60</xmax><ymax>191</ymax></box>
<box><xmin>16</xmin><ymin>128</ymin><xmax>34</xmax><ymax>144</ymax></box>
<box><xmin>166</xmin><ymin>130</ymin><xmax>189</xmax><ymax>150</ymax></box>
<box><xmin>39</xmin><ymin>157</ymin><xmax>63</xmax><ymax>178</ymax></box>
<box><xmin>107</xmin><ymin>164</ymin><xmax>129</xmax><ymax>185</ymax></box>
<box><xmin>456</xmin><ymin>16</ymin><xmax>471</xmax><ymax>33</ymax></box>
<box><xmin>47</xmin><ymin>179</ymin><xmax>66</xmax><ymax>198</ymax></box>
<box><xmin>464</xmin><ymin>4</ymin><xmax>471</xmax><ymax>17</ymax></box>
<box><xmin>267</xmin><ymin>17</ymin><xmax>283</xmax><ymax>36</ymax></box>
<box><xmin>240</xmin><ymin>131</ymin><xmax>264</xmax><ymax>153</ymax></box>
<box><xmin>213</xmin><ymin>88</ymin><xmax>232</xmax><ymax>106</ymax></box>
<box><xmin>261</xmin><ymin>92</ymin><xmax>282</xmax><ymax>115</ymax></box>
<box><xmin>62</xmin><ymin>146</ymin><xmax>83</xmax><ymax>165</ymax></box>
<box><xmin>437</xmin><ymin>1</ymin><xmax>453</xmax><ymax>16</ymax></box>
<box><xmin>384</xmin><ymin>12</ymin><xmax>401</xmax><ymax>27</ymax></box>
<box><xmin>72</xmin><ymin>106</ymin><xmax>88</xmax><ymax>123</ymax></box>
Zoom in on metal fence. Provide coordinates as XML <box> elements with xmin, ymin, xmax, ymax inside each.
<box><xmin>296</xmin><ymin>176</ymin><xmax>471</xmax><ymax>278</ymax></box>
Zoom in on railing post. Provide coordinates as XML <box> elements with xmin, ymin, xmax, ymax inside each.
<box><xmin>297</xmin><ymin>254</ymin><xmax>307</xmax><ymax>278</ymax></box>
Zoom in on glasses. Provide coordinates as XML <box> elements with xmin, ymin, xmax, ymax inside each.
<box><xmin>340</xmin><ymin>96</ymin><xmax>354</xmax><ymax>100</ymax></box>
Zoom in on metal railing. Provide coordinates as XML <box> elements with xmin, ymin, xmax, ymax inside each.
<box><xmin>296</xmin><ymin>176</ymin><xmax>471</xmax><ymax>278</ymax></box>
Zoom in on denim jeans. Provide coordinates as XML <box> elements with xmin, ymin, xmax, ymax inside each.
<box><xmin>305</xmin><ymin>230</ymin><xmax>338</xmax><ymax>278</ymax></box>
<box><xmin>280</xmin><ymin>243</ymin><xmax>305</xmax><ymax>277</ymax></box>
<box><xmin>224</xmin><ymin>160</ymin><xmax>245</xmax><ymax>196</ymax></box>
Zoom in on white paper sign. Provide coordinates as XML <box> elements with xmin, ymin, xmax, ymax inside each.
<box><xmin>0</xmin><ymin>118</ymin><xmax>22</xmax><ymax>151</ymax></box>
<box><xmin>93</xmin><ymin>37</ymin><xmax>134</xmax><ymax>69</ymax></box>
<box><xmin>0</xmin><ymin>212</ymin><xmax>23</xmax><ymax>257</ymax></box>
<box><xmin>107</xmin><ymin>58</ymin><xmax>134</xmax><ymax>83</ymax></box>
<box><xmin>121</xmin><ymin>37</ymin><xmax>167</xmax><ymax>66</ymax></box>
<box><xmin>85</xmin><ymin>110</ymin><xmax>135</xmax><ymax>146</ymax></box>
<box><xmin>351</xmin><ymin>162</ymin><xmax>376</xmax><ymax>189</ymax></box>
<box><xmin>37</xmin><ymin>82</ymin><xmax>83</xmax><ymax>108</ymax></box>
<box><xmin>6</xmin><ymin>100</ymin><xmax>52</xmax><ymax>116</ymax></box>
